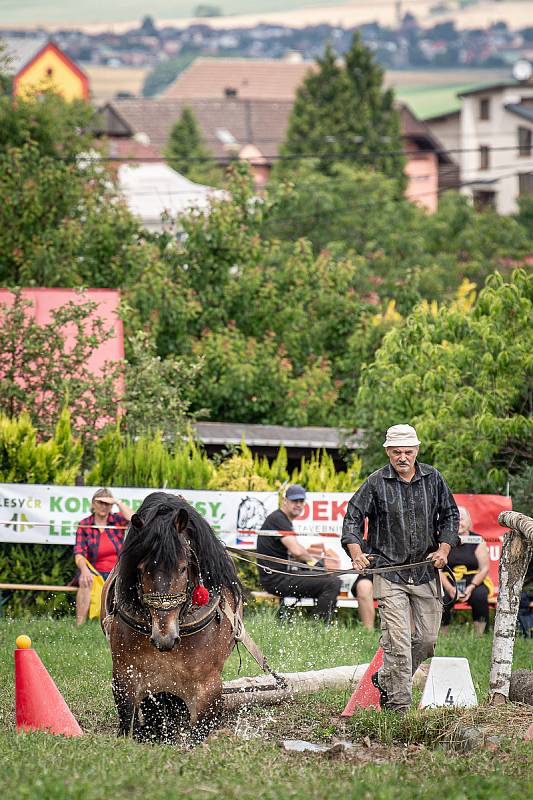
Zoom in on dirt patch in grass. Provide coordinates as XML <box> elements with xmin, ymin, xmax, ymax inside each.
<box><xmin>217</xmin><ymin>696</ymin><xmax>532</xmax><ymax>761</ymax></box>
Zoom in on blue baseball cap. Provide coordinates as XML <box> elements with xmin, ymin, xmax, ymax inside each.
<box><xmin>285</xmin><ymin>484</ymin><xmax>306</xmax><ymax>501</ymax></box>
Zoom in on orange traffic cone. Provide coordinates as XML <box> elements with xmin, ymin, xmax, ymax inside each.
<box><xmin>341</xmin><ymin>647</ymin><xmax>384</xmax><ymax>716</ymax></box>
<box><xmin>14</xmin><ymin>635</ymin><xmax>83</xmax><ymax>736</ymax></box>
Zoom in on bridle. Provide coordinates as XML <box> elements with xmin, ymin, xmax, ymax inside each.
<box><xmin>137</xmin><ymin>565</ymin><xmax>193</xmax><ymax>621</ymax></box>
<box><xmin>142</xmin><ymin>590</ymin><xmax>190</xmax><ymax>612</ymax></box>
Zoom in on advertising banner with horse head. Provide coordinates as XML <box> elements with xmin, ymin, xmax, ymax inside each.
<box><xmin>0</xmin><ymin>483</ymin><xmax>511</xmax><ymax>594</ymax></box>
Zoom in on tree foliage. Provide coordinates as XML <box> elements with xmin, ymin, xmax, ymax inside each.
<box><xmin>278</xmin><ymin>34</ymin><xmax>405</xmax><ymax>182</ymax></box>
<box><xmin>165</xmin><ymin>105</ymin><xmax>223</xmax><ymax>185</ymax></box>
<box><xmin>355</xmin><ymin>270</ymin><xmax>533</xmax><ymax>493</ymax></box>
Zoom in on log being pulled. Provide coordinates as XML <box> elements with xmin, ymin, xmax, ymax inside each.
<box><xmin>222</xmin><ymin>664</ymin><xmax>369</xmax><ymax>710</ymax></box>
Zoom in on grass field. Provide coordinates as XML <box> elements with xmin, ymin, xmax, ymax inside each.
<box><xmin>5</xmin><ymin>1</ymin><xmax>533</xmax><ymax>32</ymax></box>
<box><xmin>84</xmin><ymin>66</ymin><xmax>149</xmax><ymax>102</ymax></box>
<box><xmin>0</xmin><ymin>611</ymin><xmax>531</xmax><ymax>800</ymax></box>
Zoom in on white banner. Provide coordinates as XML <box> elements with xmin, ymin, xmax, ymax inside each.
<box><xmin>0</xmin><ymin>484</ymin><xmax>509</xmax><ymax>594</ymax></box>
<box><xmin>0</xmin><ymin>482</ymin><xmax>352</xmax><ymax>561</ymax></box>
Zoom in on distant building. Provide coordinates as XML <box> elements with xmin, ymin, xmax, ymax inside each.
<box><xmin>117</xmin><ymin>162</ymin><xmax>225</xmax><ymax>232</ymax></box>
<box><xmin>162</xmin><ymin>56</ymin><xmax>316</xmax><ymax>101</ymax></box>
<box><xmin>95</xmin><ymin>97</ymin><xmax>294</xmax><ymax>189</ymax></box>
<box><xmin>399</xmin><ymin>104</ymin><xmax>459</xmax><ymax>212</ymax></box>
<box><xmin>3</xmin><ymin>36</ymin><xmax>89</xmax><ymax>101</ymax></box>
<box><xmin>458</xmin><ymin>78</ymin><xmax>533</xmax><ymax>213</ymax></box>
<box><xmin>0</xmin><ymin>288</ymin><xmax>123</xmax><ymax>375</ymax></box>
<box><xmin>98</xmin><ymin>85</ymin><xmax>457</xmax><ymax>209</ymax></box>
<box><xmin>424</xmin><ymin>71</ymin><xmax>533</xmax><ymax>213</ymax></box>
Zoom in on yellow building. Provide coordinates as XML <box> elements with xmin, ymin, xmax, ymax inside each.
<box><xmin>4</xmin><ymin>36</ymin><xmax>89</xmax><ymax>101</ymax></box>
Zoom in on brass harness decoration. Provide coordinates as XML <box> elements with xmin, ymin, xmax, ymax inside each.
<box><xmin>141</xmin><ymin>591</ymin><xmax>188</xmax><ymax>610</ymax></box>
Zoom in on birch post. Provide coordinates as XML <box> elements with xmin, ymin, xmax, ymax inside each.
<box><xmin>489</xmin><ymin>510</ymin><xmax>533</xmax><ymax>705</ymax></box>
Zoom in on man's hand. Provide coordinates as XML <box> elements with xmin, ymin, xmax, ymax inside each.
<box><xmin>348</xmin><ymin>544</ymin><xmax>370</xmax><ymax>573</ymax></box>
<box><xmin>430</xmin><ymin>544</ymin><xmax>451</xmax><ymax>569</ymax></box>
<box><xmin>98</xmin><ymin>496</ymin><xmax>116</xmax><ymax>506</ymax></box>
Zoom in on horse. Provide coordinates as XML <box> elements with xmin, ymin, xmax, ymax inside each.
<box><xmin>101</xmin><ymin>491</ymin><xmax>243</xmax><ymax>743</ymax></box>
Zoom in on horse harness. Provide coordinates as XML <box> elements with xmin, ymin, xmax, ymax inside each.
<box><xmin>103</xmin><ymin>572</ymin><xmax>286</xmax><ymax>687</ymax></box>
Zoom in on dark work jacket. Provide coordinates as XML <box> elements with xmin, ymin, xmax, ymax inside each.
<box><xmin>341</xmin><ymin>462</ymin><xmax>459</xmax><ymax>585</ymax></box>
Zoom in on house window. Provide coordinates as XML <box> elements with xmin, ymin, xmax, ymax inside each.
<box><xmin>518</xmin><ymin>126</ymin><xmax>532</xmax><ymax>157</ymax></box>
<box><xmin>46</xmin><ymin>67</ymin><xmax>53</xmax><ymax>77</ymax></box>
<box><xmin>479</xmin><ymin>145</ymin><xmax>490</xmax><ymax>170</ymax></box>
<box><xmin>518</xmin><ymin>172</ymin><xmax>533</xmax><ymax>195</ymax></box>
<box><xmin>479</xmin><ymin>98</ymin><xmax>490</xmax><ymax>120</ymax></box>
<box><xmin>473</xmin><ymin>190</ymin><xmax>496</xmax><ymax>210</ymax></box>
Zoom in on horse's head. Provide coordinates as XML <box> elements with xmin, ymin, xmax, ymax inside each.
<box><xmin>138</xmin><ymin>519</ymin><xmax>191</xmax><ymax>651</ymax></box>
<box><xmin>117</xmin><ymin>491</ymin><xmax>242</xmax><ymax>651</ymax></box>
<box><xmin>121</xmin><ymin>495</ymin><xmax>199</xmax><ymax>652</ymax></box>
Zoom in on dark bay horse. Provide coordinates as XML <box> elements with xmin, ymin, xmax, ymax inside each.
<box><xmin>101</xmin><ymin>492</ymin><xmax>242</xmax><ymax>742</ymax></box>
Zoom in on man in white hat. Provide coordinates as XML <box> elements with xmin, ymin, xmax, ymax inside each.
<box><xmin>341</xmin><ymin>424</ymin><xmax>459</xmax><ymax>713</ymax></box>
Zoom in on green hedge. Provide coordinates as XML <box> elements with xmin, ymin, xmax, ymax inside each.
<box><xmin>0</xmin><ymin>412</ymin><xmax>363</xmax><ymax>616</ymax></box>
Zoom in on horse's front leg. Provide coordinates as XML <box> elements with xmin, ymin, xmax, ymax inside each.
<box><xmin>191</xmin><ymin>676</ymin><xmax>224</xmax><ymax>741</ymax></box>
<box><xmin>112</xmin><ymin>675</ymin><xmax>135</xmax><ymax>736</ymax></box>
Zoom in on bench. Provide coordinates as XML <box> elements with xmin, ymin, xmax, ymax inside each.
<box><xmin>0</xmin><ymin>582</ymin><xmax>77</xmax><ymax>592</ymax></box>
<box><xmin>250</xmin><ymin>590</ymin><xmax>358</xmax><ymax>609</ymax></box>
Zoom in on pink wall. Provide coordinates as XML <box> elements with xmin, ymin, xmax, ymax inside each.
<box><xmin>0</xmin><ymin>288</ymin><xmax>124</xmax><ymax>374</ymax></box>
<box><xmin>404</xmin><ymin>147</ymin><xmax>439</xmax><ymax>213</ymax></box>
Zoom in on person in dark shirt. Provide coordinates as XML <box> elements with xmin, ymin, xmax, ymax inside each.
<box><xmin>440</xmin><ymin>505</ymin><xmax>493</xmax><ymax>635</ymax></box>
<box><xmin>342</xmin><ymin>424</ymin><xmax>459</xmax><ymax>713</ymax></box>
<box><xmin>256</xmin><ymin>484</ymin><xmax>341</xmax><ymax>622</ymax></box>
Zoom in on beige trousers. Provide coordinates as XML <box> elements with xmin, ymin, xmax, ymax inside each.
<box><xmin>373</xmin><ymin>574</ymin><xmax>442</xmax><ymax>711</ymax></box>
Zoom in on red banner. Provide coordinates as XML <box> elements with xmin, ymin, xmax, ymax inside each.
<box><xmin>453</xmin><ymin>494</ymin><xmax>512</xmax><ymax>597</ymax></box>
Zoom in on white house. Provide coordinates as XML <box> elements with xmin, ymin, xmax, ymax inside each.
<box><xmin>427</xmin><ymin>66</ymin><xmax>533</xmax><ymax>214</ymax></box>
<box><xmin>459</xmin><ymin>74</ymin><xmax>533</xmax><ymax>213</ymax></box>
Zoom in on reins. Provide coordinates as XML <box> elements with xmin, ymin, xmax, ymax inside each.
<box><xmin>224</xmin><ymin>544</ymin><xmax>435</xmax><ymax>578</ymax></box>
<box><xmin>225</xmin><ymin>546</ymin><xmax>457</xmax><ymax>608</ymax></box>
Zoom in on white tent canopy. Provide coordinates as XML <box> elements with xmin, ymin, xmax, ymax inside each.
<box><xmin>117</xmin><ymin>163</ymin><xmax>224</xmax><ymax>232</ymax></box>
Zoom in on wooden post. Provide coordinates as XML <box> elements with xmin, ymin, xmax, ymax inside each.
<box><xmin>489</xmin><ymin>511</ymin><xmax>533</xmax><ymax>705</ymax></box>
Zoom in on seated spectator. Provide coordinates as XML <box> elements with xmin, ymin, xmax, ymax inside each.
<box><xmin>73</xmin><ymin>488</ymin><xmax>132</xmax><ymax>625</ymax></box>
<box><xmin>256</xmin><ymin>484</ymin><xmax>341</xmax><ymax>623</ymax></box>
<box><xmin>440</xmin><ymin>506</ymin><xmax>493</xmax><ymax>635</ymax></box>
<box><xmin>350</xmin><ymin>573</ymin><xmax>375</xmax><ymax>630</ymax></box>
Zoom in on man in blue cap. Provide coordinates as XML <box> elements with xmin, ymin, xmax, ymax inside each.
<box><xmin>256</xmin><ymin>484</ymin><xmax>341</xmax><ymax>622</ymax></box>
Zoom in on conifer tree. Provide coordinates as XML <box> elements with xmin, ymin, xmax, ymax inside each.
<box><xmin>279</xmin><ymin>33</ymin><xmax>405</xmax><ymax>183</ymax></box>
<box><xmin>165</xmin><ymin>106</ymin><xmax>221</xmax><ymax>185</ymax></box>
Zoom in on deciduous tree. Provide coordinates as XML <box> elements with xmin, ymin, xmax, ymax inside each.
<box><xmin>355</xmin><ymin>270</ymin><xmax>533</xmax><ymax>492</ymax></box>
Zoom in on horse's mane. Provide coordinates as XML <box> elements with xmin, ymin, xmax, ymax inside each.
<box><xmin>116</xmin><ymin>491</ymin><xmax>242</xmax><ymax>607</ymax></box>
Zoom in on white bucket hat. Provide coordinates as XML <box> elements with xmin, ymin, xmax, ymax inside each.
<box><xmin>383</xmin><ymin>424</ymin><xmax>421</xmax><ymax>448</ymax></box>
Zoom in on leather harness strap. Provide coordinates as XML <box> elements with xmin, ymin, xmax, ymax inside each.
<box><xmin>218</xmin><ymin>595</ymin><xmax>287</xmax><ymax>689</ymax></box>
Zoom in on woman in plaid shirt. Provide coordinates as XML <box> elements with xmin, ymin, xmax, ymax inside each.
<box><xmin>73</xmin><ymin>487</ymin><xmax>132</xmax><ymax>625</ymax></box>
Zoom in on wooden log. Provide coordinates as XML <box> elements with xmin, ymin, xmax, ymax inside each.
<box><xmin>222</xmin><ymin>662</ymin><xmax>429</xmax><ymax>710</ymax></box>
<box><xmin>222</xmin><ymin>664</ymin><xmax>368</xmax><ymax>710</ymax></box>
<box><xmin>489</xmin><ymin>511</ymin><xmax>533</xmax><ymax>704</ymax></box>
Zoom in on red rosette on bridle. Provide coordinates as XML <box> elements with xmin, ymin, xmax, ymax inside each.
<box><xmin>191</xmin><ymin>583</ymin><xmax>210</xmax><ymax>606</ymax></box>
